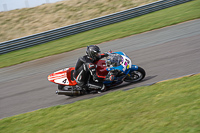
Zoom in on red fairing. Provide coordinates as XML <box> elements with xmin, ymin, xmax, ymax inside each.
<box><xmin>48</xmin><ymin>67</ymin><xmax>77</xmax><ymax>86</ymax></box>
<box><xmin>48</xmin><ymin>60</ymin><xmax>108</xmax><ymax>85</ymax></box>
<box><xmin>95</xmin><ymin>60</ymin><xmax>108</xmax><ymax>78</ymax></box>
<box><xmin>67</xmin><ymin>67</ymin><xmax>77</xmax><ymax>86</ymax></box>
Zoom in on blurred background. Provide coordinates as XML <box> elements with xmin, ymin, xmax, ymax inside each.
<box><xmin>0</xmin><ymin>0</ymin><xmax>65</xmax><ymax>12</ymax></box>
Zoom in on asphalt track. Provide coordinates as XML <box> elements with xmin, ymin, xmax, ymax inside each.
<box><xmin>0</xmin><ymin>19</ymin><xmax>200</xmax><ymax>119</ymax></box>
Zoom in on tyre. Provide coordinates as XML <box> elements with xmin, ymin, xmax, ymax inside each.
<box><xmin>124</xmin><ymin>67</ymin><xmax>146</xmax><ymax>83</ymax></box>
<box><xmin>58</xmin><ymin>84</ymin><xmax>74</xmax><ymax>91</ymax></box>
<box><xmin>58</xmin><ymin>84</ymin><xmax>65</xmax><ymax>90</ymax></box>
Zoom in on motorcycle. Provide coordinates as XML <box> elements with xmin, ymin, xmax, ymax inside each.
<box><xmin>48</xmin><ymin>51</ymin><xmax>145</xmax><ymax>96</ymax></box>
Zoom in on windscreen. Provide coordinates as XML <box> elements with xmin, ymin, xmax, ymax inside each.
<box><xmin>106</xmin><ymin>53</ymin><xmax>122</xmax><ymax>67</ymax></box>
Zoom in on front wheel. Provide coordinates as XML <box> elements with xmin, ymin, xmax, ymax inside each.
<box><xmin>124</xmin><ymin>67</ymin><xmax>146</xmax><ymax>83</ymax></box>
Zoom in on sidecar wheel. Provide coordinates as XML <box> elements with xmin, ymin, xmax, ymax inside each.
<box><xmin>125</xmin><ymin>67</ymin><xmax>145</xmax><ymax>82</ymax></box>
<box><xmin>58</xmin><ymin>84</ymin><xmax>65</xmax><ymax>90</ymax></box>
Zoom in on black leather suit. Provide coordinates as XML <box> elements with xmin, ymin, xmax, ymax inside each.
<box><xmin>73</xmin><ymin>54</ymin><xmax>107</xmax><ymax>89</ymax></box>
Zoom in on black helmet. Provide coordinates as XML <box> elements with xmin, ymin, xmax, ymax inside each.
<box><xmin>86</xmin><ymin>45</ymin><xmax>101</xmax><ymax>60</ymax></box>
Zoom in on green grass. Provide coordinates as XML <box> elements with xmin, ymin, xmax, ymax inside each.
<box><xmin>0</xmin><ymin>74</ymin><xmax>200</xmax><ymax>133</ymax></box>
<box><xmin>1</xmin><ymin>0</ymin><xmax>200</xmax><ymax>68</ymax></box>
<box><xmin>0</xmin><ymin>0</ymin><xmax>157</xmax><ymax>42</ymax></box>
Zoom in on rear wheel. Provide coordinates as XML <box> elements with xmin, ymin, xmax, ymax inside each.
<box><xmin>58</xmin><ymin>84</ymin><xmax>65</xmax><ymax>90</ymax></box>
<box><xmin>58</xmin><ymin>84</ymin><xmax>75</xmax><ymax>91</ymax></box>
<box><xmin>124</xmin><ymin>67</ymin><xmax>146</xmax><ymax>83</ymax></box>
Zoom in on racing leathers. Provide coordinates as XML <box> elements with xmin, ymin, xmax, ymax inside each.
<box><xmin>73</xmin><ymin>53</ymin><xmax>107</xmax><ymax>90</ymax></box>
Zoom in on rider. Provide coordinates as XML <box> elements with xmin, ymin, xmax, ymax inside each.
<box><xmin>73</xmin><ymin>45</ymin><xmax>108</xmax><ymax>92</ymax></box>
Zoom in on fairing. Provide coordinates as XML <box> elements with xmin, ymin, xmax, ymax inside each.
<box><xmin>48</xmin><ymin>67</ymin><xmax>77</xmax><ymax>86</ymax></box>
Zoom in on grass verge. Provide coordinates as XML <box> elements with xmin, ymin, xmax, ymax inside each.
<box><xmin>0</xmin><ymin>74</ymin><xmax>200</xmax><ymax>133</ymax></box>
<box><xmin>0</xmin><ymin>0</ymin><xmax>157</xmax><ymax>42</ymax></box>
<box><xmin>0</xmin><ymin>0</ymin><xmax>200</xmax><ymax>68</ymax></box>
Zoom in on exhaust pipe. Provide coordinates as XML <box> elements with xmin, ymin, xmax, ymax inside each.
<box><xmin>56</xmin><ymin>90</ymin><xmax>83</xmax><ymax>96</ymax></box>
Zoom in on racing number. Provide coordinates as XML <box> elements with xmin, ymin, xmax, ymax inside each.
<box><xmin>124</xmin><ymin>59</ymin><xmax>130</xmax><ymax>69</ymax></box>
<box><xmin>125</xmin><ymin>59</ymin><xmax>130</xmax><ymax>65</ymax></box>
<box><xmin>63</xmin><ymin>79</ymin><xmax>68</xmax><ymax>84</ymax></box>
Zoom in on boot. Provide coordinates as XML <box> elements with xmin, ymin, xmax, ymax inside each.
<box><xmin>98</xmin><ymin>84</ymin><xmax>106</xmax><ymax>93</ymax></box>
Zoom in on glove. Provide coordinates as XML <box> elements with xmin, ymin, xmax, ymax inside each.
<box><xmin>101</xmin><ymin>52</ymin><xmax>109</xmax><ymax>58</ymax></box>
<box><xmin>105</xmin><ymin>75</ymin><xmax>114</xmax><ymax>81</ymax></box>
<box><xmin>108</xmin><ymin>50</ymin><xmax>113</xmax><ymax>53</ymax></box>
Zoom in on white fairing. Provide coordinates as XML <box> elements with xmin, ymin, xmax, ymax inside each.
<box><xmin>55</xmin><ymin>78</ymin><xmax>69</xmax><ymax>85</ymax></box>
<box><xmin>52</xmin><ymin>68</ymin><xmax>70</xmax><ymax>85</ymax></box>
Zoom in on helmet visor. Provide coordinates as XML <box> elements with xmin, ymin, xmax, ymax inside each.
<box><xmin>94</xmin><ymin>50</ymin><xmax>101</xmax><ymax>58</ymax></box>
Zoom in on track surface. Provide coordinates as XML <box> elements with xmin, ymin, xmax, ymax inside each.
<box><xmin>0</xmin><ymin>19</ymin><xmax>200</xmax><ymax>119</ymax></box>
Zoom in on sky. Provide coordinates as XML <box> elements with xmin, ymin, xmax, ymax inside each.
<box><xmin>0</xmin><ymin>0</ymin><xmax>65</xmax><ymax>12</ymax></box>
